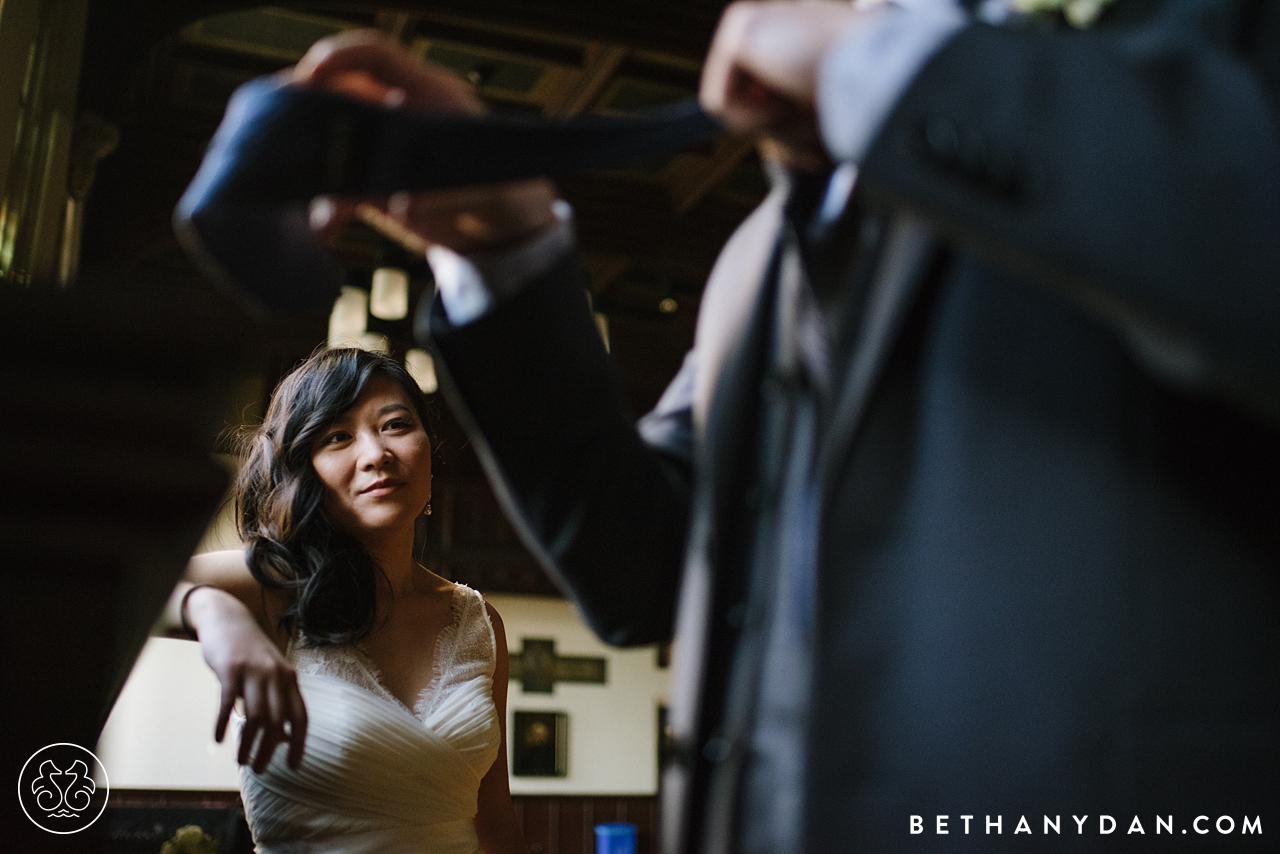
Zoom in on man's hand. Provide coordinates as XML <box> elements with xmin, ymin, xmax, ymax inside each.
<box><xmin>293</xmin><ymin>30</ymin><xmax>558</xmax><ymax>255</ymax></box>
<box><xmin>699</xmin><ymin>0</ymin><xmax>872</xmax><ymax>168</ymax></box>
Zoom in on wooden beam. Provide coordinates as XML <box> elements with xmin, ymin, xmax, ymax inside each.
<box><xmin>544</xmin><ymin>41</ymin><xmax>627</xmax><ymax>117</ymax></box>
<box><xmin>669</xmin><ymin>135</ymin><xmax>755</xmax><ymax>215</ymax></box>
<box><xmin>557</xmin><ymin>172</ymin><xmax>751</xmax><ymax>272</ymax></box>
<box><xmin>583</xmin><ymin>253</ymin><xmax>632</xmax><ymax>293</ymax></box>
<box><xmin>374</xmin><ymin>11</ymin><xmax>420</xmax><ymax>44</ymax></box>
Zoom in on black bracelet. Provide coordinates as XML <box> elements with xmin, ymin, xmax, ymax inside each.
<box><xmin>179</xmin><ymin>584</ymin><xmax>215</xmax><ymax>638</ymax></box>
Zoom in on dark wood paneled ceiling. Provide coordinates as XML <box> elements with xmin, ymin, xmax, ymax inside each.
<box><xmin>74</xmin><ymin>1</ymin><xmax>759</xmax><ymax>597</ymax></box>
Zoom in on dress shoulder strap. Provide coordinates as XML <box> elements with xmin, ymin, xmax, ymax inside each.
<box><xmin>442</xmin><ymin>584</ymin><xmax>497</xmax><ymax>677</ymax></box>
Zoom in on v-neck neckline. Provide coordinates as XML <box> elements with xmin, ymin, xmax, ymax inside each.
<box><xmin>349</xmin><ymin>585</ymin><xmax>465</xmax><ymax>721</ymax></box>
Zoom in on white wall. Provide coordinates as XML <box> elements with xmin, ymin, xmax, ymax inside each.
<box><xmin>97</xmin><ymin>577</ymin><xmax>671</xmax><ymax>795</ymax></box>
<box><xmin>486</xmin><ymin>593</ymin><xmax>671</xmax><ymax>795</ymax></box>
<box><xmin>96</xmin><ymin>637</ymin><xmax>243</xmax><ymax>790</ymax></box>
<box><xmin>96</xmin><ymin>495</ymin><xmax>244</xmax><ymax>789</ymax></box>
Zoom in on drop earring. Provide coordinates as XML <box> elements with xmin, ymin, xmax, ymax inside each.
<box><xmin>423</xmin><ymin>500</ymin><xmax>432</xmax><ymax>516</ymax></box>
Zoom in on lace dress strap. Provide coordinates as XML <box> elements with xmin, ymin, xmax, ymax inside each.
<box><xmin>287</xmin><ymin>584</ymin><xmax>496</xmax><ymax>723</ymax></box>
<box><xmin>414</xmin><ymin>584</ymin><xmax>496</xmax><ymax>720</ymax></box>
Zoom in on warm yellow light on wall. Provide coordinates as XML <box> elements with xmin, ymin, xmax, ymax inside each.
<box><xmin>370</xmin><ymin>267</ymin><xmax>410</xmax><ymax>320</ymax></box>
<box><xmin>327</xmin><ymin>286</ymin><xmax>368</xmax><ymax>348</ymax></box>
<box><xmin>405</xmin><ymin>348</ymin><xmax>438</xmax><ymax>393</ymax></box>
<box><xmin>358</xmin><ymin>332</ymin><xmax>390</xmax><ymax>353</ymax></box>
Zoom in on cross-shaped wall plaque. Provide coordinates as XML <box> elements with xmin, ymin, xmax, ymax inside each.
<box><xmin>508</xmin><ymin>637</ymin><xmax>607</xmax><ymax>693</ymax></box>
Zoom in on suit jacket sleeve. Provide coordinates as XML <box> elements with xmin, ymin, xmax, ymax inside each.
<box><xmin>851</xmin><ymin>2</ymin><xmax>1280</xmax><ymax>418</ymax></box>
<box><xmin>424</xmin><ymin>252</ymin><xmax>692</xmax><ymax>646</ymax></box>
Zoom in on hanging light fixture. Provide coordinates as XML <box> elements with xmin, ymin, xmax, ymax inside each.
<box><xmin>405</xmin><ymin>348</ymin><xmax>438</xmax><ymax>393</ymax></box>
<box><xmin>328</xmin><ymin>286</ymin><xmax>368</xmax><ymax>348</ymax></box>
<box><xmin>369</xmin><ymin>267</ymin><xmax>410</xmax><ymax>320</ymax></box>
<box><xmin>657</xmin><ymin>275</ymin><xmax>678</xmax><ymax>314</ymax></box>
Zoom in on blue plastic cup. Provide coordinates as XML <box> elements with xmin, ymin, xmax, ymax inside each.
<box><xmin>595</xmin><ymin>822</ymin><xmax>638</xmax><ymax>854</ymax></box>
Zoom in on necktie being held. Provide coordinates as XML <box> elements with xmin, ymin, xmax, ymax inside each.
<box><xmin>175</xmin><ymin>75</ymin><xmax>720</xmax><ymax>317</ymax></box>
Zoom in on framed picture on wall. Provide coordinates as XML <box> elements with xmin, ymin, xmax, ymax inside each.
<box><xmin>512</xmin><ymin>711</ymin><xmax>568</xmax><ymax>777</ymax></box>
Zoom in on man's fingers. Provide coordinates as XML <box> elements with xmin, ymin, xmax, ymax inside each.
<box><xmin>291</xmin><ymin>29</ymin><xmax>558</xmax><ymax>257</ymax></box>
<box><xmin>701</xmin><ymin>0</ymin><xmax>867</xmax><ymax>134</ymax></box>
<box><xmin>317</xmin><ymin>69</ymin><xmax>402</xmax><ymax>106</ymax></box>
<box><xmin>726</xmin><ymin>70</ymin><xmax>802</xmax><ymax>134</ymax></box>
<box><xmin>310</xmin><ymin>195</ymin><xmax>377</xmax><ymax>237</ymax></box>
<box><xmin>700</xmin><ymin>1</ymin><xmax>758</xmax><ymax>116</ymax></box>
<box><xmin>702</xmin><ymin>2</ymin><xmax>810</xmax><ymax>134</ymax></box>
<box><xmin>340</xmin><ymin>178</ymin><xmax>555</xmax><ymax>256</ymax></box>
<box><xmin>294</xmin><ymin>30</ymin><xmax>481</xmax><ymax>114</ymax></box>
<box><xmin>382</xmin><ymin>180</ymin><xmax>549</xmax><ymax>216</ymax></box>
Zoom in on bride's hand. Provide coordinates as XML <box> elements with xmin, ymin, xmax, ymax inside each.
<box><xmin>184</xmin><ymin>586</ymin><xmax>308</xmax><ymax>772</ymax></box>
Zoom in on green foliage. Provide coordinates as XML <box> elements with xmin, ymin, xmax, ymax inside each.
<box><xmin>159</xmin><ymin>824</ymin><xmax>219</xmax><ymax>854</ymax></box>
<box><xmin>1009</xmin><ymin>0</ymin><xmax>1116</xmax><ymax>28</ymax></box>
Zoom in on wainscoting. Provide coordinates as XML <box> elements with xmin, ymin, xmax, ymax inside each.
<box><xmin>514</xmin><ymin>796</ymin><xmax>659</xmax><ymax>854</ymax></box>
<box><xmin>104</xmin><ymin>790</ymin><xmax>659</xmax><ymax>854</ymax></box>
<box><xmin>105</xmin><ymin>790</ymin><xmax>249</xmax><ymax>854</ymax></box>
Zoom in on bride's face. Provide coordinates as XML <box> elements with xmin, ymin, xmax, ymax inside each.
<box><xmin>310</xmin><ymin>374</ymin><xmax>432</xmax><ymax>542</ymax></box>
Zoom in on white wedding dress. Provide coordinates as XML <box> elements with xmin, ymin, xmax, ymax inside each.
<box><xmin>239</xmin><ymin>584</ymin><xmax>502</xmax><ymax>854</ymax></box>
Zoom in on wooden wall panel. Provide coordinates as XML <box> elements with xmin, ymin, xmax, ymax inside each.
<box><xmin>514</xmin><ymin>795</ymin><xmax>659</xmax><ymax>854</ymax></box>
<box><xmin>104</xmin><ymin>790</ymin><xmax>659</xmax><ymax>854</ymax></box>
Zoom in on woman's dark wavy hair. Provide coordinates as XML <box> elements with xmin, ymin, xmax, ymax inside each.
<box><xmin>236</xmin><ymin>347</ymin><xmax>432</xmax><ymax>646</ymax></box>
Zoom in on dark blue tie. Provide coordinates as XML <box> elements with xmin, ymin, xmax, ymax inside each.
<box><xmin>175</xmin><ymin>76</ymin><xmax>720</xmax><ymax>317</ymax></box>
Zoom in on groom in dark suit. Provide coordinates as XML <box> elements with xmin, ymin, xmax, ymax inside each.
<box><xmin>299</xmin><ymin>0</ymin><xmax>1280</xmax><ymax>850</ymax></box>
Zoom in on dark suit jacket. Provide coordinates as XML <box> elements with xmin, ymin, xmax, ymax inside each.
<box><xmin>425</xmin><ymin>1</ymin><xmax>1280</xmax><ymax>851</ymax></box>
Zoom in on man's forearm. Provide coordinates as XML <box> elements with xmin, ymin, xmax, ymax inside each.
<box><xmin>430</xmin><ymin>199</ymin><xmax>576</xmax><ymax>326</ymax></box>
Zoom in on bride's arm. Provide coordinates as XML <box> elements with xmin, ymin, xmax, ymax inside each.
<box><xmin>155</xmin><ymin>549</ymin><xmax>283</xmax><ymax>639</ymax></box>
<box><xmin>155</xmin><ymin>550</ymin><xmax>307</xmax><ymax>772</ymax></box>
<box><xmin>474</xmin><ymin>604</ymin><xmax>531</xmax><ymax>854</ymax></box>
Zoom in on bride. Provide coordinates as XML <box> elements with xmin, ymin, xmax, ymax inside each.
<box><xmin>158</xmin><ymin>347</ymin><xmax>528</xmax><ymax>854</ymax></box>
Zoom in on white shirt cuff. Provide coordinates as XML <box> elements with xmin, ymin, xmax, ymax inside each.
<box><xmin>429</xmin><ymin>199</ymin><xmax>576</xmax><ymax>326</ymax></box>
<box><xmin>818</xmin><ymin>1</ymin><xmax>967</xmax><ymax>164</ymax></box>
